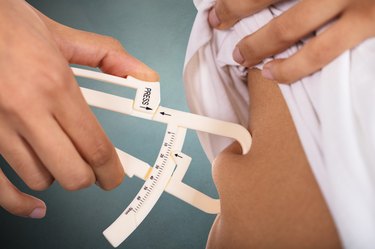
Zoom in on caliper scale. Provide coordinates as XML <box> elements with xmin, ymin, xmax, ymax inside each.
<box><xmin>72</xmin><ymin>67</ymin><xmax>252</xmax><ymax>247</ymax></box>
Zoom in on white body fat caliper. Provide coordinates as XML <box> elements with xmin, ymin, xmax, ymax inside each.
<box><xmin>72</xmin><ymin>67</ymin><xmax>252</xmax><ymax>247</ymax></box>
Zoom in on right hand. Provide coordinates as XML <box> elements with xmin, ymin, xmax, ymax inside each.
<box><xmin>0</xmin><ymin>0</ymin><xmax>159</xmax><ymax>219</ymax></box>
<box><xmin>208</xmin><ymin>0</ymin><xmax>375</xmax><ymax>83</ymax></box>
<box><xmin>208</xmin><ymin>0</ymin><xmax>279</xmax><ymax>29</ymax></box>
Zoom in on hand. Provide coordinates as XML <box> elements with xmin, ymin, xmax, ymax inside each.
<box><xmin>0</xmin><ymin>0</ymin><xmax>159</xmax><ymax>219</ymax></box>
<box><xmin>208</xmin><ymin>0</ymin><xmax>375</xmax><ymax>83</ymax></box>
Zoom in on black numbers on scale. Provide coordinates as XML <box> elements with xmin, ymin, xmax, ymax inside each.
<box><xmin>125</xmin><ymin>207</ymin><xmax>133</xmax><ymax>215</ymax></box>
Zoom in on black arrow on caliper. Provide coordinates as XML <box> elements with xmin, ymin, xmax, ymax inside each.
<box><xmin>140</xmin><ymin>106</ymin><xmax>153</xmax><ymax>111</ymax></box>
<box><xmin>160</xmin><ymin>112</ymin><xmax>171</xmax><ymax>116</ymax></box>
<box><xmin>174</xmin><ymin>154</ymin><xmax>183</xmax><ymax>158</ymax></box>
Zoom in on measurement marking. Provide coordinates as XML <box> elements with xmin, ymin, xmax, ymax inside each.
<box><xmin>174</xmin><ymin>153</ymin><xmax>183</xmax><ymax>158</ymax></box>
<box><xmin>140</xmin><ymin>106</ymin><xmax>153</xmax><ymax>111</ymax></box>
<box><xmin>160</xmin><ymin>111</ymin><xmax>171</xmax><ymax>116</ymax></box>
<box><xmin>125</xmin><ymin>207</ymin><xmax>133</xmax><ymax>215</ymax></box>
<box><xmin>130</xmin><ymin>129</ymin><xmax>177</xmax><ymax>213</ymax></box>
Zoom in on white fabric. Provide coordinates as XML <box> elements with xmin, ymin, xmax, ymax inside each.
<box><xmin>183</xmin><ymin>0</ymin><xmax>375</xmax><ymax>248</ymax></box>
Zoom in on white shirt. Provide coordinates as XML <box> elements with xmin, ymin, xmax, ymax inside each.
<box><xmin>183</xmin><ymin>0</ymin><xmax>375</xmax><ymax>248</ymax></box>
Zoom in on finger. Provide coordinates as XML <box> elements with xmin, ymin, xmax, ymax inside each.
<box><xmin>261</xmin><ymin>12</ymin><xmax>371</xmax><ymax>83</ymax></box>
<box><xmin>234</xmin><ymin>0</ymin><xmax>348</xmax><ymax>67</ymax></box>
<box><xmin>0</xmin><ymin>168</ymin><xmax>46</xmax><ymax>218</ymax></box>
<box><xmin>62</xmin><ymin>28</ymin><xmax>160</xmax><ymax>82</ymax></box>
<box><xmin>53</xmin><ymin>74</ymin><xmax>124</xmax><ymax>190</ymax></box>
<box><xmin>0</xmin><ymin>123</ymin><xmax>53</xmax><ymax>191</ymax></box>
<box><xmin>19</xmin><ymin>114</ymin><xmax>96</xmax><ymax>191</ymax></box>
<box><xmin>31</xmin><ymin>7</ymin><xmax>159</xmax><ymax>82</ymax></box>
<box><xmin>209</xmin><ymin>0</ymin><xmax>281</xmax><ymax>29</ymax></box>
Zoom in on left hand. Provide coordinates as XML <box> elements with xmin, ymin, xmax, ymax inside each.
<box><xmin>209</xmin><ymin>0</ymin><xmax>375</xmax><ymax>83</ymax></box>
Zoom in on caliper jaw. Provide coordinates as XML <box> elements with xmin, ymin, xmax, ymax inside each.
<box><xmin>168</xmin><ymin>152</ymin><xmax>220</xmax><ymax>214</ymax></box>
<box><xmin>115</xmin><ymin>143</ymin><xmax>220</xmax><ymax>215</ymax></box>
<box><xmin>73</xmin><ymin>67</ymin><xmax>251</xmax><ymax>247</ymax></box>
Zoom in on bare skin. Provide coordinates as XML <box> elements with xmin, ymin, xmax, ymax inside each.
<box><xmin>209</xmin><ymin>0</ymin><xmax>375</xmax><ymax>83</ymax></box>
<box><xmin>0</xmin><ymin>0</ymin><xmax>158</xmax><ymax>219</ymax></box>
<box><xmin>206</xmin><ymin>69</ymin><xmax>341</xmax><ymax>248</ymax></box>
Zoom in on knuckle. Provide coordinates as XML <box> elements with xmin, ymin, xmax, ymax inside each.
<box><xmin>104</xmin><ymin>36</ymin><xmax>123</xmax><ymax>51</ymax></box>
<box><xmin>281</xmin><ymin>78</ymin><xmax>295</xmax><ymax>85</ymax></box>
<box><xmin>216</xmin><ymin>2</ymin><xmax>239</xmax><ymax>28</ymax></box>
<box><xmin>100</xmin><ymin>185</ymin><xmax>112</xmax><ymax>191</ymax></box>
<box><xmin>63</xmin><ymin>172</ymin><xmax>95</xmax><ymax>191</ymax></box>
<box><xmin>239</xmin><ymin>37</ymin><xmax>261</xmax><ymax>65</ymax></box>
<box><xmin>18</xmin><ymin>64</ymin><xmax>75</xmax><ymax>101</ymax></box>
<box><xmin>239</xmin><ymin>0</ymin><xmax>267</xmax><ymax>16</ymax></box>
<box><xmin>8</xmin><ymin>153</ymin><xmax>54</xmax><ymax>191</ymax></box>
<box><xmin>0</xmin><ymin>87</ymin><xmax>34</xmax><ymax>116</ymax></box>
<box><xmin>271</xmin><ymin>18</ymin><xmax>295</xmax><ymax>44</ymax></box>
<box><xmin>305</xmin><ymin>43</ymin><xmax>329</xmax><ymax>68</ymax></box>
<box><xmin>101</xmin><ymin>171</ymin><xmax>125</xmax><ymax>191</ymax></box>
<box><xmin>27</xmin><ymin>177</ymin><xmax>53</xmax><ymax>191</ymax></box>
<box><xmin>5</xmin><ymin>152</ymin><xmax>53</xmax><ymax>191</ymax></box>
<box><xmin>89</xmin><ymin>141</ymin><xmax>115</xmax><ymax>169</ymax></box>
<box><xmin>274</xmin><ymin>64</ymin><xmax>293</xmax><ymax>84</ymax></box>
<box><xmin>39</xmin><ymin>68</ymin><xmax>73</xmax><ymax>95</ymax></box>
<box><xmin>100</xmin><ymin>181</ymin><xmax>119</xmax><ymax>191</ymax></box>
<box><xmin>0</xmin><ymin>69</ymin><xmax>74</xmax><ymax>117</ymax></box>
<box><xmin>278</xmin><ymin>76</ymin><xmax>294</xmax><ymax>84</ymax></box>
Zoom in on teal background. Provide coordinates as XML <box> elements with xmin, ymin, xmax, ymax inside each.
<box><xmin>0</xmin><ymin>1</ymin><xmax>218</xmax><ymax>248</ymax></box>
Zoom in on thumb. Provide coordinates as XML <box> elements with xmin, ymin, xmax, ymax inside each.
<box><xmin>0</xmin><ymin>169</ymin><xmax>46</xmax><ymax>219</ymax></box>
<box><xmin>32</xmin><ymin>6</ymin><xmax>159</xmax><ymax>82</ymax></box>
<box><xmin>57</xmin><ymin>27</ymin><xmax>160</xmax><ymax>82</ymax></box>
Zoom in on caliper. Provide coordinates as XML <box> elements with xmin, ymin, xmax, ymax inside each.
<box><xmin>72</xmin><ymin>67</ymin><xmax>252</xmax><ymax>247</ymax></box>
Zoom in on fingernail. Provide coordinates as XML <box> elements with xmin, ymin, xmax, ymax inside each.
<box><xmin>29</xmin><ymin>207</ymin><xmax>46</xmax><ymax>219</ymax></box>
<box><xmin>262</xmin><ymin>65</ymin><xmax>275</xmax><ymax>80</ymax></box>
<box><xmin>233</xmin><ymin>47</ymin><xmax>245</xmax><ymax>64</ymax></box>
<box><xmin>208</xmin><ymin>8</ymin><xmax>221</xmax><ymax>27</ymax></box>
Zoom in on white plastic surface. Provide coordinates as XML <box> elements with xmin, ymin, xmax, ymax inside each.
<box><xmin>72</xmin><ymin>67</ymin><xmax>252</xmax><ymax>247</ymax></box>
<box><xmin>72</xmin><ymin>67</ymin><xmax>160</xmax><ymax>115</ymax></box>
<box><xmin>115</xmin><ymin>149</ymin><xmax>150</xmax><ymax>179</ymax></box>
<box><xmin>104</xmin><ymin>125</ymin><xmax>183</xmax><ymax>247</ymax></box>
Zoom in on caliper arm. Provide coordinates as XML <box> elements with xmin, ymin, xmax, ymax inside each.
<box><xmin>72</xmin><ymin>67</ymin><xmax>252</xmax><ymax>247</ymax></box>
